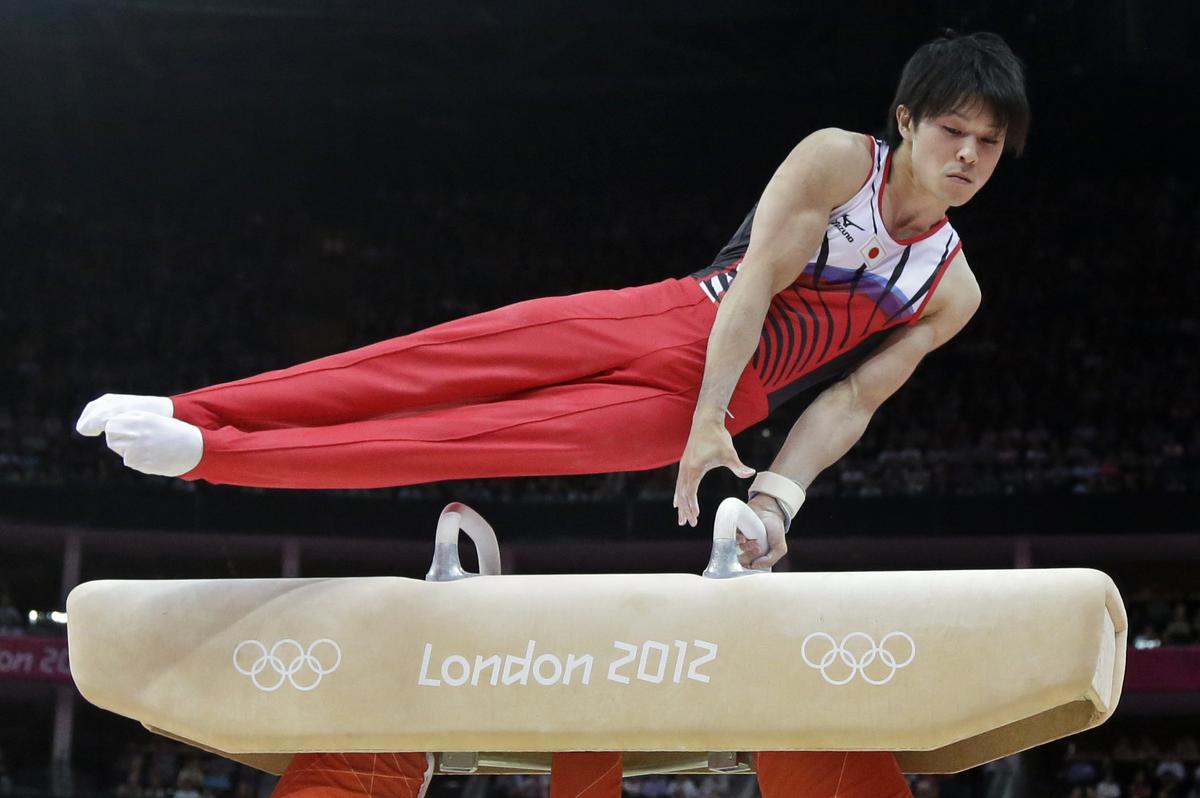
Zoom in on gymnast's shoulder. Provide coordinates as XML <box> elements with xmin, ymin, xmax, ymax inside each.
<box><xmin>771</xmin><ymin>128</ymin><xmax>874</xmax><ymax>201</ymax></box>
<box><xmin>790</xmin><ymin>126</ymin><xmax>874</xmax><ymax>160</ymax></box>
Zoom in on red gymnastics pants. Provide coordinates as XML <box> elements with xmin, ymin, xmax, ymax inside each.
<box><xmin>171</xmin><ymin>278</ymin><xmax>770</xmax><ymax>489</ymax></box>
<box><xmin>269</xmin><ymin>751</ymin><xmax>912</xmax><ymax>797</ymax></box>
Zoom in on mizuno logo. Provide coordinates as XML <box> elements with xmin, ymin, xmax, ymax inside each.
<box><xmin>831</xmin><ymin>214</ymin><xmax>864</xmax><ymax>242</ymax></box>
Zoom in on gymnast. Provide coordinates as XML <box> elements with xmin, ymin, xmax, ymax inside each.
<box><xmin>76</xmin><ymin>30</ymin><xmax>1027</xmax><ymax>797</ymax></box>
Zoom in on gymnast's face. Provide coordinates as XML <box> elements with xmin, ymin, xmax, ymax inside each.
<box><xmin>898</xmin><ymin>99</ymin><xmax>1005</xmax><ymax>208</ymax></box>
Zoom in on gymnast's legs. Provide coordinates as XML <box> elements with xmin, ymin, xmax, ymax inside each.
<box><xmin>175</xmin><ymin>279</ymin><xmax>715</xmax><ymax>432</ymax></box>
<box><xmin>756</xmin><ymin>751</ymin><xmax>912</xmax><ymax>797</ymax></box>
<box><xmin>179</xmin><ymin>359</ymin><xmax>769</xmax><ymax>488</ymax></box>
<box><xmin>77</xmin><ymin>277</ymin><xmax>766</xmax><ymax>486</ymax></box>
<box><xmin>269</xmin><ymin>753</ymin><xmax>433</xmax><ymax>798</ymax></box>
<box><xmin>268</xmin><ymin>751</ymin><xmax>911</xmax><ymax>797</ymax></box>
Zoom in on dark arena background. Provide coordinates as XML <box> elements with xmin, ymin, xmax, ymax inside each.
<box><xmin>2</xmin><ymin>1</ymin><xmax>1198</xmax><ymax>796</ymax></box>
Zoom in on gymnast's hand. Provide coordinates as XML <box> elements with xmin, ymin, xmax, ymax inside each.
<box><xmin>740</xmin><ymin>494</ymin><xmax>788</xmax><ymax>569</ymax></box>
<box><xmin>673</xmin><ymin>416</ymin><xmax>755</xmax><ymax>527</ymax></box>
<box><xmin>75</xmin><ymin>394</ymin><xmax>202</xmax><ymax>477</ymax></box>
<box><xmin>76</xmin><ymin>393</ymin><xmax>173</xmax><ymax>436</ymax></box>
<box><xmin>101</xmin><ymin>412</ymin><xmax>203</xmax><ymax>477</ymax></box>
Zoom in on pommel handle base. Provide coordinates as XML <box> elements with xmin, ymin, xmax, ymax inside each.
<box><xmin>703</xmin><ymin>498</ymin><xmax>770</xmax><ymax>579</ymax></box>
<box><xmin>426</xmin><ymin>502</ymin><xmax>503</xmax><ymax>582</ymax></box>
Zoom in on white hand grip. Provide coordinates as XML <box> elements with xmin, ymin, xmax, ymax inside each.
<box><xmin>435</xmin><ymin>502</ymin><xmax>502</xmax><ymax>576</ymax></box>
<box><xmin>712</xmin><ymin>497</ymin><xmax>766</xmax><ymax>545</ymax></box>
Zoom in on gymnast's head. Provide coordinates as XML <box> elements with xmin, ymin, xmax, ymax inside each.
<box><xmin>885</xmin><ymin>30</ymin><xmax>1030</xmax><ymax>207</ymax></box>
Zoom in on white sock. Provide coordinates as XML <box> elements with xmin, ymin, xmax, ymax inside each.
<box><xmin>103</xmin><ymin>411</ymin><xmax>203</xmax><ymax>477</ymax></box>
<box><xmin>76</xmin><ymin>394</ymin><xmax>173</xmax><ymax>437</ymax></box>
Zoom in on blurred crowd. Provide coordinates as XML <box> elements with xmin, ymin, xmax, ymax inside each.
<box><xmin>1057</xmin><ymin>735</ymin><xmax>1200</xmax><ymax>798</ymax></box>
<box><xmin>3</xmin><ymin>164</ymin><xmax>1198</xmax><ymax>502</ymax></box>
<box><xmin>0</xmin><ymin>745</ymin><xmax>11</xmax><ymax>797</ymax></box>
<box><xmin>489</xmin><ymin>768</ymin><xmax>986</xmax><ymax>797</ymax></box>
<box><xmin>490</xmin><ymin>772</ymin><xmax>743</xmax><ymax>797</ymax></box>
<box><xmin>0</xmin><ymin>586</ymin><xmax>23</xmax><ymax>637</ymax></box>
<box><xmin>1129</xmin><ymin>590</ymin><xmax>1200</xmax><ymax>649</ymax></box>
<box><xmin>0</xmin><ymin>582</ymin><xmax>65</xmax><ymax>638</ymax></box>
<box><xmin>14</xmin><ymin>732</ymin><xmax>1200</xmax><ymax>798</ymax></box>
<box><xmin>90</xmin><ymin>741</ymin><xmax>992</xmax><ymax>798</ymax></box>
<box><xmin>109</xmin><ymin>740</ymin><xmax>268</xmax><ymax>798</ymax></box>
<box><xmin>93</xmin><ymin>736</ymin><xmax>1196</xmax><ymax>798</ymax></box>
<box><xmin>489</xmin><ymin>766</ymin><xmax>999</xmax><ymax>797</ymax></box>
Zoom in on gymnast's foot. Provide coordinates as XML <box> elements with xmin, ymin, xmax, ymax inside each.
<box><xmin>76</xmin><ymin>393</ymin><xmax>173</xmax><ymax>437</ymax></box>
<box><xmin>103</xmin><ymin>411</ymin><xmax>203</xmax><ymax>477</ymax></box>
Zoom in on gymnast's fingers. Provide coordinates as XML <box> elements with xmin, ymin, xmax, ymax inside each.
<box><xmin>673</xmin><ymin>462</ymin><xmax>704</xmax><ymax>527</ymax></box>
<box><xmin>721</xmin><ymin>446</ymin><xmax>755</xmax><ymax>480</ymax></box>
<box><xmin>103</xmin><ymin>415</ymin><xmax>138</xmax><ymax>457</ymax></box>
<box><xmin>736</xmin><ymin>530</ymin><xmax>764</xmax><ymax>564</ymax></box>
<box><xmin>751</xmin><ymin>522</ymin><xmax>788</xmax><ymax>569</ymax></box>
<box><xmin>672</xmin><ymin>471</ymin><xmax>686</xmax><ymax>525</ymax></box>
<box><xmin>76</xmin><ymin>395</ymin><xmax>110</xmax><ymax>436</ymax></box>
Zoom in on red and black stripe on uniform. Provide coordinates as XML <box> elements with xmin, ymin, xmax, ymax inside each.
<box><xmin>752</xmin><ymin>234</ymin><xmax>958</xmax><ymax>409</ymax></box>
<box><xmin>690</xmin><ymin>200</ymin><xmax>959</xmax><ymax>411</ymax></box>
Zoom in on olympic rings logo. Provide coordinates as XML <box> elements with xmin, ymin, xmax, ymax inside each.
<box><xmin>232</xmin><ymin>639</ymin><xmax>342</xmax><ymax>692</ymax></box>
<box><xmin>801</xmin><ymin>631</ymin><xmax>915</xmax><ymax>686</ymax></box>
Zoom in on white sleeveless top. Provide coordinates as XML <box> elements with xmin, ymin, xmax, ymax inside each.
<box><xmin>692</xmin><ymin>135</ymin><xmax>964</xmax><ymax>403</ymax></box>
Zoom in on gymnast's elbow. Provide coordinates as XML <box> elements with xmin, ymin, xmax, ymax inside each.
<box><xmin>842</xmin><ymin>328</ymin><xmax>936</xmax><ymax>417</ymax></box>
<box><xmin>838</xmin><ymin>373</ymin><xmax>888</xmax><ymax>423</ymax></box>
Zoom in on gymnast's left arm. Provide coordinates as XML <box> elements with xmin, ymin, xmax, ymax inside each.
<box><xmin>741</xmin><ymin>253</ymin><xmax>981</xmax><ymax>568</ymax></box>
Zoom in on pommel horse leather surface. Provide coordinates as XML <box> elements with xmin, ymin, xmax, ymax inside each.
<box><xmin>67</xmin><ymin>569</ymin><xmax>1125</xmax><ymax>774</ymax></box>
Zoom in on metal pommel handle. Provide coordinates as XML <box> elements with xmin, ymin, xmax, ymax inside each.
<box><xmin>702</xmin><ymin>497</ymin><xmax>771</xmax><ymax>579</ymax></box>
<box><xmin>425</xmin><ymin>502</ymin><xmax>503</xmax><ymax>582</ymax></box>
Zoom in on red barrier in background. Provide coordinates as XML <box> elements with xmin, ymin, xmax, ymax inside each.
<box><xmin>0</xmin><ymin>634</ymin><xmax>72</xmax><ymax>685</ymax></box>
<box><xmin>1123</xmin><ymin>645</ymin><xmax>1200</xmax><ymax>692</ymax></box>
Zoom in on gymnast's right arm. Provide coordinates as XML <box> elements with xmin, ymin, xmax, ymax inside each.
<box><xmin>673</xmin><ymin>128</ymin><xmax>872</xmax><ymax>527</ymax></box>
<box><xmin>742</xmin><ymin>255</ymin><xmax>982</xmax><ymax>568</ymax></box>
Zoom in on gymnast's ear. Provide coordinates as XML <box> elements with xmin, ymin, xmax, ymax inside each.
<box><xmin>895</xmin><ymin>105</ymin><xmax>915</xmax><ymax>142</ymax></box>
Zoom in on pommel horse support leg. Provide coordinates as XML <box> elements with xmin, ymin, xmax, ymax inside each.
<box><xmin>67</xmin><ymin>499</ymin><xmax>1126</xmax><ymax>785</ymax></box>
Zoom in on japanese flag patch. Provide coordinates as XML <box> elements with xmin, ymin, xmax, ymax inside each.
<box><xmin>859</xmin><ymin>235</ymin><xmax>886</xmax><ymax>265</ymax></box>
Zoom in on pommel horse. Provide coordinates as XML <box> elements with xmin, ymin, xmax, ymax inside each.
<box><xmin>66</xmin><ymin>498</ymin><xmax>1126</xmax><ymax>778</ymax></box>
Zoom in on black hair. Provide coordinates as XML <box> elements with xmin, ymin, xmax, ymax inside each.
<box><xmin>885</xmin><ymin>31</ymin><xmax>1029</xmax><ymax>156</ymax></box>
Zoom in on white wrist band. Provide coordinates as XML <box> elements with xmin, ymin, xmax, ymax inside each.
<box><xmin>748</xmin><ymin>471</ymin><xmax>806</xmax><ymax>523</ymax></box>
